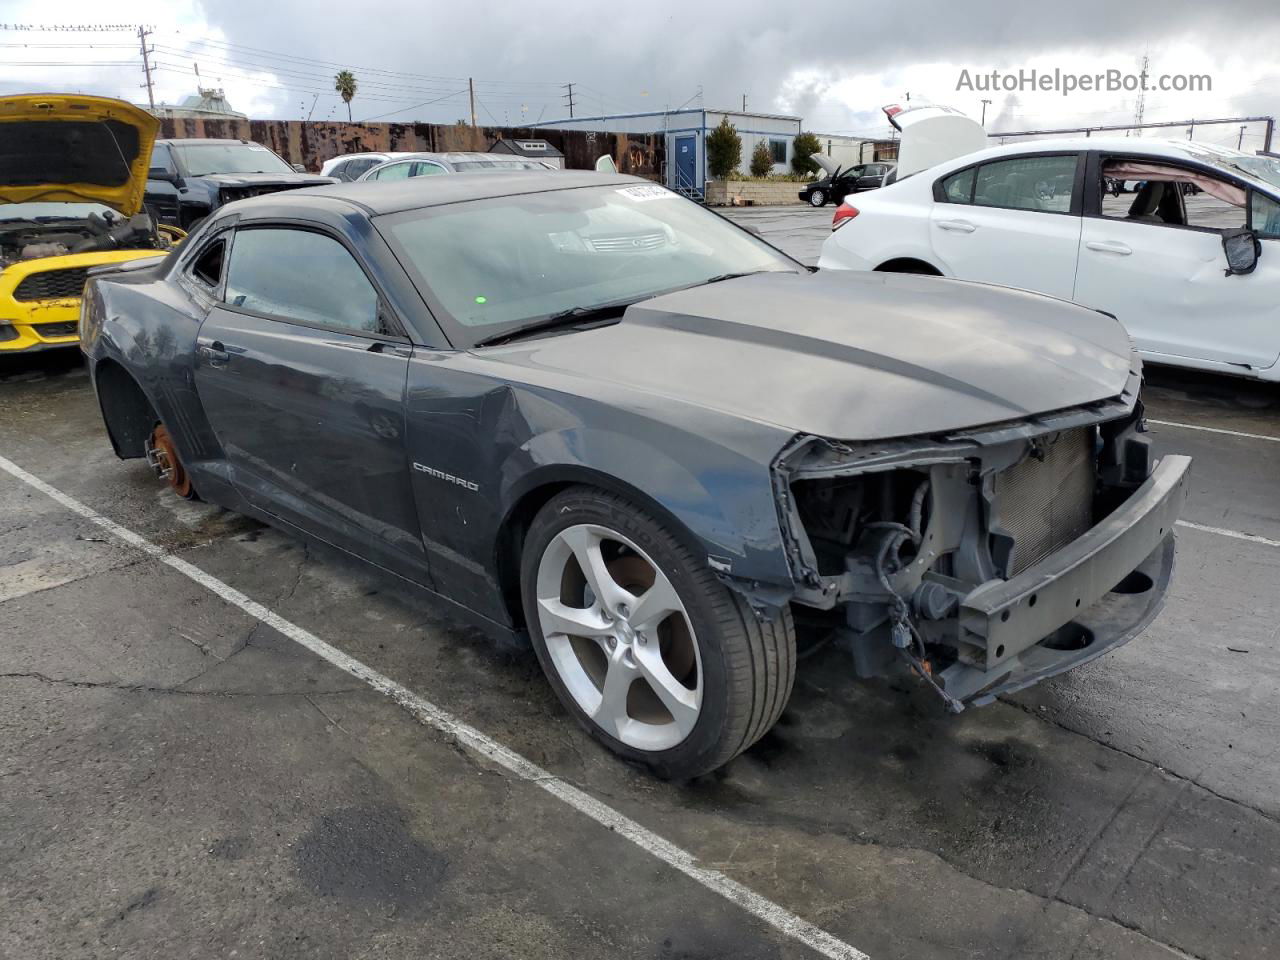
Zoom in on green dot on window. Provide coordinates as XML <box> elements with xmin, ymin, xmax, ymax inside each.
<box><xmin>474</xmin><ymin>296</ymin><xmax>487</xmax><ymax>304</ymax></box>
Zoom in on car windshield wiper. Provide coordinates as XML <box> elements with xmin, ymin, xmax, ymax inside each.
<box><xmin>473</xmin><ymin>300</ymin><xmax>635</xmax><ymax>348</ymax></box>
<box><xmin>697</xmin><ymin>269</ymin><xmax>790</xmax><ymax>286</ymax></box>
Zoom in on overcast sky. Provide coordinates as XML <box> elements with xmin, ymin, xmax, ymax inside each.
<box><xmin>3</xmin><ymin>1</ymin><xmax>1279</xmax><ymax>149</ymax></box>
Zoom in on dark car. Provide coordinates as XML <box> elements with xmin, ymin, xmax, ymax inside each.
<box><xmin>145</xmin><ymin>138</ymin><xmax>334</xmax><ymax>229</ymax></box>
<box><xmin>81</xmin><ymin>173</ymin><xmax>1188</xmax><ymax>778</ymax></box>
<box><xmin>799</xmin><ymin>161</ymin><xmax>894</xmax><ymax>207</ymax></box>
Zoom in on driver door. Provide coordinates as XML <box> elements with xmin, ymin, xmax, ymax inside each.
<box><xmin>1073</xmin><ymin>158</ymin><xmax>1280</xmax><ymax>372</ymax></box>
<box><xmin>191</xmin><ymin>224</ymin><xmax>430</xmax><ymax>585</ymax></box>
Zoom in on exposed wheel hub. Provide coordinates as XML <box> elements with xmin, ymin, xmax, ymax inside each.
<box><xmin>145</xmin><ymin>423</ymin><xmax>194</xmax><ymax>499</ymax></box>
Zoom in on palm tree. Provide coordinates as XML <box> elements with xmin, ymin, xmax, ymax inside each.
<box><xmin>334</xmin><ymin>70</ymin><xmax>357</xmax><ymax>123</ymax></box>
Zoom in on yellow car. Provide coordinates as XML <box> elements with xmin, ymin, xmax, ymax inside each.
<box><xmin>0</xmin><ymin>93</ymin><xmax>184</xmax><ymax>354</ymax></box>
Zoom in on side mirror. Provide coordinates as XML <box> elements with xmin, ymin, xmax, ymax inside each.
<box><xmin>291</xmin><ymin>163</ymin><xmax>307</xmax><ymax>173</ymax></box>
<box><xmin>148</xmin><ymin>167</ymin><xmax>179</xmax><ymax>184</ymax></box>
<box><xmin>1222</xmin><ymin>228</ymin><xmax>1261</xmax><ymax>276</ymax></box>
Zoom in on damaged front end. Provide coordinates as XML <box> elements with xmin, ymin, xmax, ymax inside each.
<box><xmin>774</xmin><ymin>369</ymin><xmax>1191</xmax><ymax>710</ymax></box>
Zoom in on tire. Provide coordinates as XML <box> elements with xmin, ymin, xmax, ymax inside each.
<box><xmin>521</xmin><ymin>486</ymin><xmax>795</xmax><ymax>779</ymax></box>
<box><xmin>808</xmin><ymin>189</ymin><xmax>827</xmax><ymax>207</ymax></box>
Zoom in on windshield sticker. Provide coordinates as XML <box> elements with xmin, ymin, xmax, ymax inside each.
<box><xmin>617</xmin><ymin>184</ymin><xmax>676</xmax><ymax>202</ymax></box>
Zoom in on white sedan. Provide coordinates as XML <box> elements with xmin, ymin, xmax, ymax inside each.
<box><xmin>819</xmin><ymin>137</ymin><xmax>1280</xmax><ymax>383</ymax></box>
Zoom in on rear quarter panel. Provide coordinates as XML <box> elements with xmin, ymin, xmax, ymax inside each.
<box><xmin>817</xmin><ymin>178</ymin><xmax>944</xmax><ymax>273</ymax></box>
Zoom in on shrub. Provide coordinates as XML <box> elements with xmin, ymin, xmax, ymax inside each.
<box><xmin>705</xmin><ymin>118</ymin><xmax>742</xmax><ymax>180</ymax></box>
<box><xmin>749</xmin><ymin>140</ymin><xmax>772</xmax><ymax>177</ymax></box>
<box><xmin>791</xmin><ymin>131</ymin><xmax>822</xmax><ymax>175</ymax></box>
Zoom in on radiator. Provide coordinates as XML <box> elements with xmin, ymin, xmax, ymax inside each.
<box><xmin>990</xmin><ymin>428</ymin><xmax>1096</xmax><ymax>576</ymax></box>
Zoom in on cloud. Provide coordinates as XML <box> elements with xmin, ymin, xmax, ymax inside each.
<box><xmin>3</xmin><ymin>0</ymin><xmax>1280</xmax><ymax>136</ymax></box>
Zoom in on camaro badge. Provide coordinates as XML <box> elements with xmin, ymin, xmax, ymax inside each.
<box><xmin>413</xmin><ymin>463</ymin><xmax>479</xmax><ymax>491</ymax></box>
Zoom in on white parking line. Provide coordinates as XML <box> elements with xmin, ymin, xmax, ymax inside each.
<box><xmin>0</xmin><ymin>454</ymin><xmax>868</xmax><ymax>960</ymax></box>
<box><xmin>1148</xmin><ymin>419</ymin><xmax>1280</xmax><ymax>444</ymax></box>
<box><xmin>1176</xmin><ymin>520</ymin><xmax>1280</xmax><ymax>549</ymax></box>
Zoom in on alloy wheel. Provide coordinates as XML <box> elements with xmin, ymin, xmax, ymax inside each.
<box><xmin>534</xmin><ymin>523</ymin><xmax>702</xmax><ymax>751</ymax></box>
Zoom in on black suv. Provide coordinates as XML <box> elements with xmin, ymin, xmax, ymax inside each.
<box><xmin>145</xmin><ymin>139</ymin><xmax>334</xmax><ymax>229</ymax></box>
<box><xmin>798</xmin><ymin>162</ymin><xmax>894</xmax><ymax>207</ymax></box>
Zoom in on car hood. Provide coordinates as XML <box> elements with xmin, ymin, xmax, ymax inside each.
<box><xmin>0</xmin><ymin>94</ymin><xmax>158</xmax><ymax>215</ymax></box>
<box><xmin>198</xmin><ymin>172</ymin><xmax>335</xmax><ymax>187</ymax></box>
<box><xmin>484</xmin><ymin>271</ymin><xmax>1136</xmax><ymax>441</ymax></box>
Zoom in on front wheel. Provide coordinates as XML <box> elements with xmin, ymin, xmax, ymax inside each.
<box><xmin>521</xmin><ymin>487</ymin><xmax>795</xmax><ymax>778</ymax></box>
<box><xmin>808</xmin><ymin>189</ymin><xmax>827</xmax><ymax>207</ymax></box>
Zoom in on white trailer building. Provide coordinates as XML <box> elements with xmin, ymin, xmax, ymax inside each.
<box><xmin>529</xmin><ymin>107</ymin><xmax>802</xmax><ymax>200</ymax></box>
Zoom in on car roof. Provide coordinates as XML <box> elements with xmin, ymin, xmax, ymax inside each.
<box><xmin>367</xmin><ymin>151</ymin><xmax>549</xmax><ymax>165</ymax></box>
<box><xmin>954</xmin><ymin>136</ymin><xmax>1252</xmax><ymax>165</ymax></box>
<box><xmin>156</xmin><ymin>138</ymin><xmax>258</xmax><ymax>146</ymax></box>
<box><xmin>233</xmin><ymin>170</ymin><xmax>645</xmax><ymax>216</ymax></box>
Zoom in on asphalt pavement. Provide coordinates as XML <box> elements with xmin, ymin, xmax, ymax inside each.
<box><xmin>1</xmin><ymin>208</ymin><xmax>1277</xmax><ymax>960</ymax></box>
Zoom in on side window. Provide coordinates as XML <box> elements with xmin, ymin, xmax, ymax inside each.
<box><xmin>348</xmin><ymin>158</ymin><xmax>381</xmax><ymax>179</ymax></box>
<box><xmin>973</xmin><ymin>155</ymin><xmax>1077</xmax><ymax>213</ymax></box>
<box><xmin>411</xmin><ymin>162</ymin><xmax>447</xmax><ymax>177</ymax></box>
<box><xmin>371</xmin><ymin>162</ymin><xmax>413</xmax><ymax>181</ymax></box>
<box><xmin>1099</xmin><ymin>160</ymin><xmax>1248</xmax><ymax>230</ymax></box>
<box><xmin>190</xmin><ymin>238</ymin><xmax>225</xmax><ymax>289</ymax></box>
<box><xmin>224</xmin><ymin>228</ymin><xmax>385</xmax><ymax>335</ymax></box>
<box><xmin>328</xmin><ymin>159</ymin><xmax>354</xmax><ymax>181</ymax></box>
<box><xmin>1252</xmin><ymin>192</ymin><xmax>1280</xmax><ymax>239</ymax></box>
<box><xmin>940</xmin><ymin>167</ymin><xmax>976</xmax><ymax>203</ymax></box>
<box><xmin>150</xmin><ymin>143</ymin><xmax>176</xmax><ymax>175</ymax></box>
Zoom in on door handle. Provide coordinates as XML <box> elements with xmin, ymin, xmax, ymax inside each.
<box><xmin>936</xmin><ymin>219</ymin><xmax>976</xmax><ymax>233</ymax></box>
<box><xmin>199</xmin><ymin>340</ymin><xmax>230</xmax><ymax>366</ymax></box>
<box><xmin>1086</xmin><ymin>240</ymin><xmax>1132</xmax><ymax>255</ymax></box>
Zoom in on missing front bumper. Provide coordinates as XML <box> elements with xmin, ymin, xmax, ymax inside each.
<box><xmin>942</xmin><ymin>454</ymin><xmax>1191</xmax><ymax>703</ymax></box>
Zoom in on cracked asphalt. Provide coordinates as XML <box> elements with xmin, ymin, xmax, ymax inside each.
<box><xmin>2</xmin><ymin>207</ymin><xmax>1278</xmax><ymax>959</ymax></box>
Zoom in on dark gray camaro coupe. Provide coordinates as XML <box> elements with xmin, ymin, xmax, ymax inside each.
<box><xmin>81</xmin><ymin>171</ymin><xmax>1190</xmax><ymax>778</ymax></box>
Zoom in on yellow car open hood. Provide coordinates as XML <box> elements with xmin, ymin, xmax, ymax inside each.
<box><xmin>0</xmin><ymin>94</ymin><xmax>158</xmax><ymax>216</ymax></box>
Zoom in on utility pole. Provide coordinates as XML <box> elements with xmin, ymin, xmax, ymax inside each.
<box><xmin>1239</xmin><ymin>125</ymin><xmax>1248</xmax><ymax>149</ymax></box>
<box><xmin>468</xmin><ymin>77</ymin><xmax>477</xmax><ymax>128</ymax></box>
<box><xmin>137</xmin><ymin>25</ymin><xmax>155</xmax><ymax>110</ymax></box>
<box><xmin>980</xmin><ymin>98</ymin><xmax>991</xmax><ymax>126</ymax></box>
<box><xmin>562</xmin><ymin>82</ymin><xmax>576</xmax><ymax>118</ymax></box>
<box><xmin>742</xmin><ymin>94</ymin><xmax>747</xmax><ymax>112</ymax></box>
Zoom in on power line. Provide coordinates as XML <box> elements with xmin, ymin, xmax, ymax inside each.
<box><xmin>147</xmin><ymin>64</ymin><xmax>464</xmax><ymax>104</ymax></box>
<box><xmin>0</xmin><ymin>23</ymin><xmax>142</xmax><ymax>32</ymax></box>
<box><xmin>360</xmin><ymin>87</ymin><xmax>470</xmax><ymax>123</ymax></box>
<box><xmin>162</xmin><ymin>32</ymin><xmax>567</xmax><ymax>90</ymax></box>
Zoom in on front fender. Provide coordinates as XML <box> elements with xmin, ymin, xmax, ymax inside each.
<box><xmin>500</xmin><ymin>425</ymin><xmax>797</xmax><ymax>594</ymax></box>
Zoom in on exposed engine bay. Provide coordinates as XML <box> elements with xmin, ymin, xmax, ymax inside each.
<box><xmin>0</xmin><ymin>209</ymin><xmax>174</xmax><ymax>269</ymax></box>
<box><xmin>775</xmin><ymin>374</ymin><xmax>1187</xmax><ymax>711</ymax></box>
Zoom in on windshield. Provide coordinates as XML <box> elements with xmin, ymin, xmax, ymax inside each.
<box><xmin>1233</xmin><ymin>155</ymin><xmax>1280</xmax><ymax>192</ymax></box>
<box><xmin>1181</xmin><ymin>143</ymin><xmax>1280</xmax><ymax>194</ymax></box>
<box><xmin>0</xmin><ymin>201</ymin><xmax>114</xmax><ymax>222</ymax></box>
<box><xmin>378</xmin><ymin>182</ymin><xmax>800</xmax><ymax>347</ymax></box>
<box><xmin>172</xmin><ymin>142</ymin><xmax>294</xmax><ymax>176</ymax></box>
